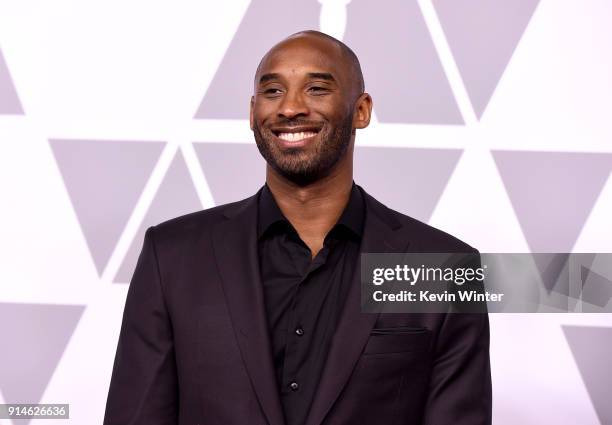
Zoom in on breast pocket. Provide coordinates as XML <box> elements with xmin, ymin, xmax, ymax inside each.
<box><xmin>335</xmin><ymin>327</ymin><xmax>432</xmax><ymax>423</ymax></box>
<box><xmin>363</xmin><ymin>327</ymin><xmax>431</xmax><ymax>355</ymax></box>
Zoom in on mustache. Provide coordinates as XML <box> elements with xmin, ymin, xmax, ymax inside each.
<box><xmin>266</xmin><ymin>118</ymin><xmax>324</xmax><ymax>128</ymax></box>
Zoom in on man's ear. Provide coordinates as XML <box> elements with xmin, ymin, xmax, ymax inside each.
<box><xmin>249</xmin><ymin>96</ymin><xmax>255</xmax><ymax>131</ymax></box>
<box><xmin>353</xmin><ymin>93</ymin><xmax>373</xmax><ymax>130</ymax></box>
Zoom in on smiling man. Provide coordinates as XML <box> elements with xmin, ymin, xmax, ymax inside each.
<box><xmin>104</xmin><ymin>30</ymin><xmax>491</xmax><ymax>425</ymax></box>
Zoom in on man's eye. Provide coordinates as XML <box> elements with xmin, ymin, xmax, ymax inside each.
<box><xmin>307</xmin><ymin>86</ymin><xmax>331</xmax><ymax>96</ymax></box>
<box><xmin>264</xmin><ymin>88</ymin><xmax>282</xmax><ymax>95</ymax></box>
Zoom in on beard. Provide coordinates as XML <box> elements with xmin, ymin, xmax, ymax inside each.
<box><xmin>253</xmin><ymin>112</ymin><xmax>354</xmax><ymax>186</ymax></box>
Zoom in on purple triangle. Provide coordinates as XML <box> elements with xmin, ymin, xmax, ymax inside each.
<box><xmin>0</xmin><ymin>303</ymin><xmax>84</xmax><ymax>425</ymax></box>
<box><xmin>580</xmin><ymin>266</ymin><xmax>612</xmax><ymax>309</ymax></box>
<box><xmin>563</xmin><ymin>326</ymin><xmax>612</xmax><ymax>424</ymax></box>
<box><xmin>533</xmin><ymin>253</ymin><xmax>570</xmax><ymax>295</ymax></box>
<box><xmin>0</xmin><ymin>50</ymin><xmax>24</xmax><ymax>115</ymax></box>
<box><xmin>344</xmin><ymin>0</ymin><xmax>463</xmax><ymax>124</ymax></box>
<box><xmin>493</xmin><ymin>150</ymin><xmax>612</xmax><ymax>252</ymax></box>
<box><xmin>194</xmin><ymin>0</ymin><xmax>320</xmax><ymax>120</ymax></box>
<box><xmin>433</xmin><ymin>0</ymin><xmax>540</xmax><ymax>119</ymax></box>
<box><xmin>193</xmin><ymin>142</ymin><xmax>265</xmax><ymax>205</ymax></box>
<box><xmin>49</xmin><ymin>139</ymin><xmax>165</xmax><ymax>276</ymax></box>
<box><xmin>354</xmin><ymin>147</ymin><xmax>462</xmax><ymax>222</ymax></box>
<box><xmin>115</xmin><ymin>150</ymin><xmax>203</xmax><ymax>283</ymax></box>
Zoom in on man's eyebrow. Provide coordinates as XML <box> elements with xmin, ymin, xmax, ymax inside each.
<box><xmin>306</xmin><ymin>72</ymin><xmax>336</xmax><ymax>82</ymax></box>
<box><xmin>259</xmin><ymin>73</ymin><xmax>281</xmax><ymax>84</ymax></box>
<box><xmin>258</xmin><ymin>72</ymin><xmax>337</xmax><ymax>85</ymax></box>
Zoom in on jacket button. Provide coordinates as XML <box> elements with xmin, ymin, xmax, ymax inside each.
<box><xmin>295</xmin><ymin>327</ymin><xmax>304</xmax><ymax>336</ymax></box>
<box><xmin>289</xmin><ymin>381</ymin><xmax>299</xmax><ymax>391</ymax></box>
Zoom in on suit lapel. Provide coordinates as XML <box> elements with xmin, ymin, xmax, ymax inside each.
<box><xmin>211</xmin><ymin>188</ymin><xmax>285</xmax><ymax>425</ymax></box>
<box><xmin>303</xmin><ymin>186</ymin><xmax>412</xmax><ymax>425</ymax></box>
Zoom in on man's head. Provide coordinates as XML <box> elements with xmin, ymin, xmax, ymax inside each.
<box><xmin>250</xmin><ymin>30</ymin><xmax>372</xmax><ymax>186</ymax></box>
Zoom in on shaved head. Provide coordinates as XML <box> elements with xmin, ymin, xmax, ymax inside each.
<box><xmin>255</xmin><ymin>30</ymin><xmax>365</xmax><ymax>100</ymax></box>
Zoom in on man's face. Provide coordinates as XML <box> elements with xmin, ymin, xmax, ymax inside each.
<box><xmin>250</xmin><ymin>35</ymin><xmax>360</xmax><ymax>186</ymax></box>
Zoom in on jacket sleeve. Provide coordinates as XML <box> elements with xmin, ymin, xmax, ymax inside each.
<box><xmin>422</xmin><ymin>251</ymin><xmax>492</xmax><ymax>425</ymax></box>
<box><xmin>103</xmin><ymin>226</ymin><xmax>179</xmax><ymax>425</ymax></box>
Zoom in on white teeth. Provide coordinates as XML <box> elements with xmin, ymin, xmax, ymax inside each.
<box><xmin>277</xmin><ymin>131</ymin><xmax>317</xmax><ymax>142</ymax></box>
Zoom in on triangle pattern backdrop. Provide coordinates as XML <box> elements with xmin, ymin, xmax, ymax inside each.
<box><xmin>115</xmin><ymin>150</ymin><xmax>203</xmax><ymax>283</ymax></box>
<box><xmin>50</xmin><ymin>139</ymin><xmax>165</xmax><ymax>277</ymax></box>
<box><xmin>492</xmin><ymin>150</ymin><xmax>612</xmax><ymax>253</ymax></box>
<box><xmin>578</xmin><ymin>256</ymin><xmax>612</xmax><ymax>311</ymax></box>
<box><xmin>194</xmin><ymin>0</ymin><xmax>320</xmax><ymax>120</ymax></box>
<box><xmin>344</xmin><ymin>0</ymin><xmax>462</xmax><ymax>124</ymax></box>
<box><xmin>563</xmin><ymin>326</ymin><xmax>612</xmax><ymax>425</ymax></box>
<box><xmin>0</xmin><ymin>303</ymin><xmax>84</xmax><ymax>425</ymax></box>
<box><xmin>354</xmin><ymin>147</ymin><xmax>462</xmax><ymax>222</ymax></box>
<box><xmin>2</xmin><ymin>2</ymin><xmax>612</xmax><ymax>424</ymax></box>
<box><xmin>2</xmin><ymin>2</ymin><xmax>540</xmax><ymax>122</ymax></box>
<box><xmin>194</xmin><ymin>143</ymin><xmax>461</xmax><ymax>223</ymax></box>
<box><xmin>0</xmin><ymin>49</ymin><xmax>23</xmax><ymax>114</ymax></box>
<box><xmin>194</xmin><ymin>142</ymin><xmax>266</xmax><ymax>205</ymax></box>
<box><xmin>432</xmin><ymin>0</ymin><xmax>541</xmax><ymax>119</ymax></box>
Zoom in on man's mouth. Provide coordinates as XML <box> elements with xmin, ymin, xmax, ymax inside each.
<box><xmin>277</xmin><ymin>131</ymin><xmax>318</xmax><ymax>142</ymax></box>
<box><xmin>271</xmin><ymin>126</ymin><xmax>321</xmax><ymax>143</ymax></box>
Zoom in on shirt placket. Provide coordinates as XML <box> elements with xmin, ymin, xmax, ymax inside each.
<box><xmin>280</xmin><ymin>237</ymin><xmax>331</xmax><ymax>396</ymax></box>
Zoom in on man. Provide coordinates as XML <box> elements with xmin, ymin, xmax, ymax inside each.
<box><xmin>104</xmin><ymin>30</ymin><xmax>491</xmax><ymax>425</ymax></box>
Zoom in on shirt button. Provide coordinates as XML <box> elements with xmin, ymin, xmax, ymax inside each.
<box><xmin>289</xmin><ymin>381</ymin><xmax>299</xmax><ymax>391</ymax></box>
<box><xmin>295</xmin><ymin>327</ymin><xmax>305</xmax><ymax>336</ymax></box>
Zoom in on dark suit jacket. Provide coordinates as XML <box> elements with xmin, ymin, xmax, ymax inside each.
<box><xmin>103</xmin><ymin>184</ymin><xmax>492</xmax><ymax>425</ymax></box>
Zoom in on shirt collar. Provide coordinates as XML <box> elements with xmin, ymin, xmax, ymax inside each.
<box><xmin>257</xmin><ymin>181</ymin><xmax>365</xmax><ymax>240</ymax></box>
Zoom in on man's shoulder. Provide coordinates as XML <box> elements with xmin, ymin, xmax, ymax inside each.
<box><xmin>366</xmin><ymin>191</ymin><xmax>477</xmax><ymax>253</ymax></box>
<box><xmin>146</xmin><ymin>186</ymin><xmax>477</xmax><ymax>253</ymax></box>
<box><xmin>149</xmin><ymin>194</ymin><xmax>254</xmax><ymax>243</ymax></box>
<box><xmin>397</xmin><ymin>211</ymin><xmax>477</xmax><ymax>253</ymax></box>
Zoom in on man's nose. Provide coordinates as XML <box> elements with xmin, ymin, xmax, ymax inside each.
<box><xmin>278</xmin><ymin>90</ymin><xmax>309</xmax><ymax>119</ymax></box>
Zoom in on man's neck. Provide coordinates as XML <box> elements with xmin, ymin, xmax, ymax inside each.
<box><xmin>265</xmin><ymin>160</ymin><xmax>353</xmax><ymax>257</ymax></box>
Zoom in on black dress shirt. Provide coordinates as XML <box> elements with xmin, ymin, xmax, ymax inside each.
<box><xmin>256</xmin><ymin>181</ymin><xmax>365</xmax><ymax>425</ymax></box>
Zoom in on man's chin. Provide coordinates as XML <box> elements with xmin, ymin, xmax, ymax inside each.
<box><xmin>268</xmin><ymin>162</ymin><xmax>322</xmax><ymax>186</ymax></box>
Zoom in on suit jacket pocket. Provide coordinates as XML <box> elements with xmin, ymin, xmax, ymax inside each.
<box><xmin>370</xmin><ymin>326</ymin><xmax>428</xmax><ymax>335</ymax></box>
<box><xmin>363</xmin><ymin>327</ymin><xmax>431</xmax><ymax>355</ymax></box>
